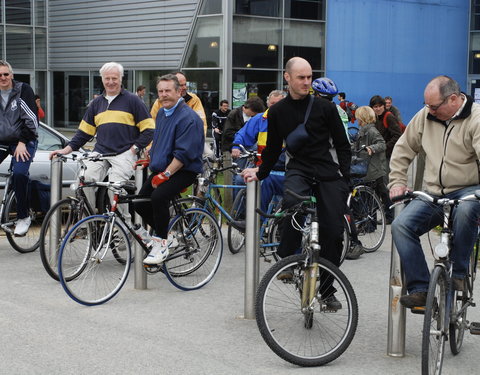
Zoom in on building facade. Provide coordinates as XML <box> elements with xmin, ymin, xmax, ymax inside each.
<box><xmin>0</xmin><ymin>0</ymin><xmax>472</xmax><ymax>130</ymax></box>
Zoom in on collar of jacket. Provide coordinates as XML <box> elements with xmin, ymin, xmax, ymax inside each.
<box><xmin>426</xmin><ymin>93</ymin><xmax>473</xmax><ymax>124</ymax></box>
<box><xmin>183</xmin><ymin>92</ymin><xmax>193</xmax><ymax>103</ymax></box>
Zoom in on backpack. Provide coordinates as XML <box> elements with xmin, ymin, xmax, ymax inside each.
<box><xmin>344</xmin><ymin>101</ymin><xmax>358</xmax><ymax>122</ymax></box>
<box><xmin>383</xmin><ymin>111</ymin><xmax>406</xmax><ymax>133</ymax></box>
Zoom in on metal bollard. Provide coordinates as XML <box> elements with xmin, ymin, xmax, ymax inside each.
<box><xmin>244</xmin><ymin>180</ymin><xmax>260</xmax><ymax>319</ymax></box>
<box><xmin>387</xmin><ymin>204</ymin><xmax>406</xmax><ymax>357</ymax></box>
<box><xmin>134</xmin><ymin>167</ymin><xmax>147</xmax><ymax>289</ymax></box>
<box><xmin>48</xmin><ymin>157</ymin><xmax>63</xmax><ymax>257</ymax></box>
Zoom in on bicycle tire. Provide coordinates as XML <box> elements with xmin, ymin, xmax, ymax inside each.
<box><xmin>256</xmin><ymin>253</ymin><xmax>358</xmax><ymax>367</ymax></box>
<box><xmin>348</xmin><ymin>185</ymin><xmax>385</xmax><ymax>252</ymax></box>
<box><xmin>263</xmin><ymin>215</ymin><xmax>281</xmax><ymax>262</ymax></box>
<box><xmin>227</xmin><ymin>188</ymin><xmax>245</xmax><ymax>254</ymax></box>
<box><xmin>421</xmin><ymin>266</ymin><xmax>448</xmax><ymax>375</ymax></box>
<box><xmin>340</xmin><ymin>215</ymin><xmax>351</xmax><ymax>265</ymax></box>
<box><xmin>163</xmin><ymin>208</ymin><xmax>223</xmax><ymax>291</ymax></box>
<box><xmin>58</xmin><ymin>215</ymin><xmax>131</xmax><ymax>306</ymax></box>
<box><xmin>39</xmin><ymin>197</ymin><xmax>91</xmax><ymax>281</ymax></box>
<box><xmin>4</xmin><ymin>191</ymin><xmax>40</xmax><ymax>253</ymax></box>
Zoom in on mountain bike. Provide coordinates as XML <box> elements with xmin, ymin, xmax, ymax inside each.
<box><xmin>255</xmin><ymin>189</ymin><xmax>358</xmax><ymax>366</ymax></box>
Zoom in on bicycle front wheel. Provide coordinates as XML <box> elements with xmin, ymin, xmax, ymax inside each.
<box><xmin>3</xmin><ymin>191</ymin><xmax>41</xmax><ymax>253</ymax></box>
<box><xmin>256</xmin><ymin>254</ymin><xmax>358</xmax><ymax>367</ymax></box>
<box><xmin>227</xmin><ymin>188</ymin><xmax>246</xmax><ymax>254</ymax></box>
<box><xmin>422</xmin><ymin>266</ymin><xmax>448</xmax><ymax>375</ymax></box>
<box><xmin>164</xmin><ymin>208</ymin><xmax>223</xmax><ymax>291</ymax></box>
<box><xmin>58</xmin><ymin>215</ymin><xmax>131</xmax><ymax>306</ymax></box>
<box><xmin>348</xmin><ymin>185</ymin><xmax>385</xmax><ymax>252</ymax></box>
<box><xmin>39</xmin><ymin>197</ymin><xmax>91</xmax><ymax>281</ymax></box>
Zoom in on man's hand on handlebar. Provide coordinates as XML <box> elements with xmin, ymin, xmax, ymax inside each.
<box><xmin>389</xmin><ymin>185</ymin><xmax>409</xmax><ymax>200</ymax></box>
<box><xmin>241</xmin><ymin>167</ymin><xmax>259</xmax><ymax>183</ymax></box>
<box><xmin>231</xmin><ymin>148</ymin><xmax>241</xmax><ymax>159</ymax></box>
<box><xmin>49</xmin><ymin>145</ymin><xmax>73</xmax><ymax>160</ymax></box>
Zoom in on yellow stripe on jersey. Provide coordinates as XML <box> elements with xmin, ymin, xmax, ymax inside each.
<box><xmin>94</xmin><ymin>110</ymin><xmax>135</xmax><ymax>127</ymax></box>
<box><xmin>137</xmin><ymin>117</ymin><xmax>155</xmax><ymax>132</ymax></box>
<box><xmin>79</xmin><ymin>120</ymin><xmax>96</xmax><ymax>136</ymax></box>
<box><xmin>257</xmin><ymin>131</ymin><xmax>268</xmax><ymax>147</ymax></box>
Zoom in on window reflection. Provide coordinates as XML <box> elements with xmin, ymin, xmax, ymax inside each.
<box><xmin>6</xmin><ymin>0</ymin><xmax>31</xmax><ymax>25</ymax></box>
<box><xmin>235</xmin><ymin>0</ymin><xmax>280</xmax><ymax>17</ymax></box>
<box><xmin>6</xmin><ymin>26</ymin><xmax>33</xmax><ymax>69</ymax></box>
<box><xmin>285</xmin><ymin>0</ymin><xmax>325</xmax><ymax>20</ymax></box>
<box><xmin>200</xmin><ymin>0</ymin><xmax>222</xmax><ymax>15</ymax></box>
<box><xmin>232</xmin><ymin>70</ymin><xmax>278</xmax><ymax>107</ymax></box>
<box><xmin>185</xmin><ymin>17</ymin><xmax>221</xmax><ymax>68</ymax></box>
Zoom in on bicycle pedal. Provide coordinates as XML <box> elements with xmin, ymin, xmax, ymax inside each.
<box><xmin>410</xmin><ymin>306</ymin><xmax>426</xmax><ymax>315</ymax></box>
<box><xmin>470</xmin><ymin>322</ymin><xmax>480</xmax><ymax>335</ymax></box>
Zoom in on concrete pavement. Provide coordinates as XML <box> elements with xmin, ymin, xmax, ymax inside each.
<box><xmin>0</xmin><ymin>228</ymin><xmax>479</xmax><ymax>374</ymax></box>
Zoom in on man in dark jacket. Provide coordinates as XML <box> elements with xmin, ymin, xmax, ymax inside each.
<box><xmin>0</xmin><ymin>60</ymin><xmax>38</xmax><ymax>236</ymax></box>
<box><xmin>242</xmin><ymin>57</ymin><xmax>351</xmax><ymax>309</ymax></box>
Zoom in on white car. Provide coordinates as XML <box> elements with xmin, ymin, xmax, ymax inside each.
<box><xmin>0</xmin><ymin>122</ymin><xmax>83</xmax><ymax>193</ymax></box>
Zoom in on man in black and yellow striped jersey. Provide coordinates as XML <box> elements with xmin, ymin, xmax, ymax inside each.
<box><xmin>50</xmin><ymin>61</ymin><xmax>154</xmax><ymax>222</ymax></box>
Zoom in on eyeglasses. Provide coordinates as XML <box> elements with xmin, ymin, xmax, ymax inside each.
<box><xmin>0</xmin><ymin>73</ymin><xmax>10</xmax><ymax>77</ymax></box>
<box><xmin>424</xmin><ymin>94</ymin><xmax>453</xmax><ymax>111</ymax></box>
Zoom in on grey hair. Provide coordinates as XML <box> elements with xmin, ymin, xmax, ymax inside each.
<box><xmin>437</xmin><ymin>75</ymin><xmax>461</xmax><ymax>99</ymax></box>
<box><xmin>156</xmin><ymin>74</ymin><xmax>180</xmax><ymax>90</ymax></box>
<box><xmin>99</xmin><ymin>62</ymin><xmax>124</xmax><ymax>78</ymax></box>
<box><xmin>267</xmin><ymin>90</ymin><xmax>286</xmax><ymax>105</ymax></box>
<box><xmin>0</xmin><ymin>60</ymin><xmax>13</xmax><ymax>74</ymax></box>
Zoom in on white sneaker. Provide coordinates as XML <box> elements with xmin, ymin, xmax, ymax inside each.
<box><xmin>143</xmin><ymin>239</ymin><xmax>170</xmax><ymax>265</ymax></box>
<box><xmin>14</xmin><ymin>217</ymin><xmax>31</xmax><ymax>236</ymax></box>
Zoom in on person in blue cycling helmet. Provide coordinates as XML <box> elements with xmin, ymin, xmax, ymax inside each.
<box><xmin>312</xmin><ymin>77</ymin><xmax>339</xmax><ymax>98</ymax></box>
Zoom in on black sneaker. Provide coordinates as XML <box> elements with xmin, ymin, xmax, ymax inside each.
<box><xmin>346</xmin><ymin>243</ymin><xmax>364</xmax><ymax>260</ymax></box>
<box><xmin>323</xmin><ymin>295</ymin><xmax>342</xmax><ymax>311</ymax></box>
<box><xmin>399</xmin><ymin>292</ymin><xmax>427</xmax><ymax>308</ymax></box>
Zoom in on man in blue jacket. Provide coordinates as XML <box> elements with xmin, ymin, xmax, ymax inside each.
<box><xmin>134</xmin><ymin>74</ymin><xmax>204</xmax><ymax>265</ymax></box>
<box><xmin>0</xmin><ymin>60</ymin><xmax>38</xmax><ymax>236</ymax></box>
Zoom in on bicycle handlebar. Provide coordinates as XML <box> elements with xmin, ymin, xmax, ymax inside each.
<box><xmin>391</xmin><ymin>190</ymin><xmax>480</xmax><ymax>205</ymax></box>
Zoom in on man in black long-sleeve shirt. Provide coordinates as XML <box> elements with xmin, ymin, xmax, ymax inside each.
<box><xmin>242</xmin><ymin>57</ymin><xmax>351</xmax><ymax>308</ymax></box>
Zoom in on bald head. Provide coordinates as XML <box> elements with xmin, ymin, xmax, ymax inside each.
<box><xmin>285</xmin><ymin>57</ymin><xmax>311</xmax><ymax>75</ymax></box>
<box><xmin>424</xmin><ymin>75</ymin><xmax>463</xmax><ymax>121</ymax></box>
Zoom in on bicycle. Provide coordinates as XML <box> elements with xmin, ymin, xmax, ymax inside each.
<box><xmin>39</xmin><ymin>152</ymin><xmax>115</xmax><ymax>281</ymax></box>
<box><xmin>347</xmin><ymin>178</ymin><xmax>386</xmax><ymax>253</ymax></box>
<box><xmin>0</xmin><ymin>145</ymin><xmax>42</xmax><ymax>253</ymax></box>
<box><xmin>392</xmin><ymin>190</ymin><xmax>480</xmax><ymax>375</ymax></box>
<box><xmin>255</xmin><ymin>189</ymin><xmax>358</xmax><ymax>367</ymax></box>
<box><xmin>57</xmin><ymin>180</ymin><xmax>223</xmax><ymax>306</ymax></box>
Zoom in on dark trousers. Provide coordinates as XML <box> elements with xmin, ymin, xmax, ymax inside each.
<box><xmin>278</xmin><ymin>169</ymin><xmax>349</xmax><ymax>267</ymax></box>
<box><xmin>0</xmin><ymin>141</ymin><xmax>37</xmax><ymax>219</ymax></box>
<box><xmin>134</xmin><ymin>170</ymin><xmax>197</xmax><ymax>238</ymax></box>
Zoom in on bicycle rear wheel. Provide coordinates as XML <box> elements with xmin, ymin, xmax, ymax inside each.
<box><xmin>163</xmin><ymin>208</ymin><xmax>223</xmax><ymax>291</ymax></box>
<box><xmin>348</xmin><ymin>185</ymin><xmax>385</xmax><ymax>252</ymax></box>
<box><xmin>340</xmin><ymin>215</ymin><xmax>350</xmax><ymax>265</ymax></box>
<box><xmin>3</xmin><ymin>191</ymin><xmax>41</xmax><ymax>253</ymax></box>
<box><xmin>256</xmin><ymin>254</ymin><xmax>358</xmax><ymax>367</ymax></box>
<box><xmin>421</xmin><ymin>266</ymin><xmax>448</xmax><ymax>375</ymax></box>
<box><xmin>227</xmin><ymin>188</ymin><xmax>245</xmax><ymax>254</ymax></box>
<box><xmin>39</xmin><ymin>197</ymin><xmax>91</xmax><ymax>281</ymax></box>
<box><xmin>58</xmin><ymin>215</ymin><xmax>131</xmax><ymax>306</ymax></box>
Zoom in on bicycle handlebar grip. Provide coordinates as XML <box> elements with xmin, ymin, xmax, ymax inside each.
<box><xmin>255</xmin><ymin>208</ymin><xmax>278</xmax><ymax>219</ymax></box>
<box><xmin>285</xmin><ymin>189</ymin><xmax>310</xmax><ymax>201</ymax></box>
<box><xmin>390</xmin><ymin>191</ymin><xmax>413</xmax><ymax>203</ymax></box>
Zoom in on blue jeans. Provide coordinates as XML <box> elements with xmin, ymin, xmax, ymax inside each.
<box><xmin>391</xmin><ymin>185</ymin><xmax>480</xmax><ymax>294</ymax></box>
<box><xmin>0</xmin><ymin>141</ymin><xmax>37</xmax><ymax>219</ymax></box>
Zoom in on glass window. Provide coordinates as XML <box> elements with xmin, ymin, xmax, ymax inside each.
<box><xmin>35</xmin><ymin>70</ymin><xmax>46</xmax><ymax>120</ymax></box>
<box><xmin>181</xmin><ymin>69</ymin><xmax>220</xmax><ymax>130</ymax></box>
<box><xmin>285</xmin><ymin>0</ymin><xmax>325</xmax><ymax>20</ymax></box>
<box><xmin>200</xmin><ymin>0</ymin><xmax>222</xmax><ymax>15</ymax></box>
<box><xmin>37</xmin><ymin>126</ymin><xmax>64</xmax><ymax>151</ymax></box>
<box><xmin>6</xmin><ymin>26</ymin><xmax>33</xmax><ymax>69</ymax></box>
<box><xmin>35</xmin><ymin>28</ymin><xmax>47</xmax><ymax>69</ymax></box>
<box><xmin>283</xmin><ymin>20</ymin><xmax>324</xmax><ymax>70</ymax></box>
<box><xmin>470</xmin><ymin>33</ymin><xmax>480</xmax><ymax>74</ymax></box>
<box><xmin>232</xmin><ymin>70</ymin><xmax>278</xmax><ymax>108</ymax></box>
<box><xmin>233</xmin><ymin>16</ymin><xmax>281</xmax><ymax>69</ymax></box>
<box><xmin>235</xmin><ymin>0</ymin><xmax>281</xmax><ymax>17</ymax></box>
<box><xmin>184</xmin><ymin>17</ymin><xmax>221</xmax><ymax>68</ymax></box>
<box><xmin>6</xmin><ymin>0</ymin><xmax>32</xmax><ymax>25</ymax></box>
<box><xmin>135</xmin><ymin>70</ymin><xmax>170</xmax><ymax>110</ymax></box>
<box><xmin>35</xmin><ymin>0</ymin><xmax>46</xmax><ymax>26</ymax></box>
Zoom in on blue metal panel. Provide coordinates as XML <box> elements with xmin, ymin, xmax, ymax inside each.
<box><xmin>326</xmin><ymin>0</ymin><xmax>469</xmax><ymax>123</ymax></box>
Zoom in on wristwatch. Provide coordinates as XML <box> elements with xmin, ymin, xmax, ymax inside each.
<box><xmin>164</xmin><ymin>170</ymin><xmax>172</xmax><ymax>178</ymax></box>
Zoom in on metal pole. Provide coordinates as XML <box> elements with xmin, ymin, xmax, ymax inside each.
<box><xmin>134</xmin><ymin>167</ymin><xmax>147</xmax><ymax>290</ymax></box>
<box><xmin>387</xmin><ymin>204</ymin><xmax>406</xmax><ymax>357</ymax></box>
<box><xmin>244</xmin><ymin>180</ymin><xmax>260</xmax><ymax>319</ymax></box>
<box><xmin>48</xmin><ymin>157</ymin><xmax>63</xmax><ymax>257</ymax></box>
